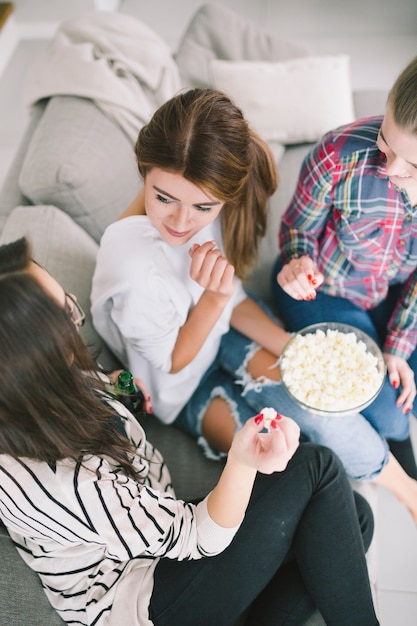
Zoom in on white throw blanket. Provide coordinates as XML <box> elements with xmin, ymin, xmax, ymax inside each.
<box><xmin>25</xmin><ymin>11</ymin><xmax>181</xmax><ymax>141</ymax></box>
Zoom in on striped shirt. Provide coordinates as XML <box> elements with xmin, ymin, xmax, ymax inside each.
<box><xmin>279</xmin><ymin>116</ymin><xmax>417</xmax><ymax>359</ymax></box>
<box><xmin>0</xmin><ymin>396</ymin><xmax>239</xmax><ymax>626</ymax></box>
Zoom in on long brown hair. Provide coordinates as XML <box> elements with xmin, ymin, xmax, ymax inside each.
<box><xmin>0</xmin><ymin>249</ymin><xmax>140</xmax><ymax>480</ymax></box>
<box><xmin>135</xmin><ymin>88</ymin><xmax>278</xmax><ymax>280</ymax></box>
<box><xmin>388</xmin><ymin>55</ymin><xmax>417</xmax><ymax>133</ymax></box>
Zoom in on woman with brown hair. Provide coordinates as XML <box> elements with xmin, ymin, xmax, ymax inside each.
<box><xmin>91</xmin><ymin>88</ymin><xmax>409</xmax><ymax>504</ymax></box>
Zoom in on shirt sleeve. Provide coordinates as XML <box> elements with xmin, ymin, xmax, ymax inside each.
<box><xmin>92</xmin><ymin>227</ymin><xmax>192</xmax><ymax>373</ymax></box>
<box><xmin>96</xmin><ymin>392</ymin><xmax>241</xmax><ymax>560</ymax></box>
<box><xmin>75</xmin><ymin>459</ymin><xmax>240</xmax><ymax>563</ymax></box>
<box><xmin>279</xmin><ymin>132</ymin><xmax>336</xmax><ymax>263</ymax></box>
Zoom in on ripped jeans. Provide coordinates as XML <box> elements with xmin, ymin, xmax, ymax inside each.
<box><xmin>174</xmin><ymin>325</ymin><xmax>389</xmax><ymax>482</ymax></box>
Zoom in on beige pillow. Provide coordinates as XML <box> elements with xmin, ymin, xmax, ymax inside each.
<box><xmin>210</xmin><ymin>55</ymin><xmax>355</xmax><ymax>144</ymax></box>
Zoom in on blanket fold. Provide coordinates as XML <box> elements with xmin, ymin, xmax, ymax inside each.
<box><xmin>25</xmin><ymin>11</ymin><xmax>181</xmax><ymax>141</ymax></box>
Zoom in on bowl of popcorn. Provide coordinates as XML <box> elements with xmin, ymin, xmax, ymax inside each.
<box><xmin>279</xmin><ymin>322</ymin><xmax>386</xmax><ymax>417</ymax></box>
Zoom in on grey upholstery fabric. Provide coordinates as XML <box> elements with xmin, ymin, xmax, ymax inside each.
<box><xmin>174</xmin><ymin>2</ymin><xmax>309</xmax><ymax>89</ymax></box>
<box><xmin>0</xmin><ymin>525</ymin><xmax>65</xmax><ymax>625</ymax></box>
<box><xmin>19</xmin><ymin>96</ymin><xmax>140</xmax><ymax>243</ymax></box>
<box><xmin>0</xmin><ymin>100</ymin><xmax>46</xmax><ymax>232</ymax></box>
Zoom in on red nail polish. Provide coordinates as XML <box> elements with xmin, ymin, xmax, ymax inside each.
<box><xmin>404</xmin><ymin>407</ymin><xmax>410</xmax><ymax>414</ymax></box>
<box><xmin>254</xmin><ymin>414</ymin><xmax>264</xmax><ymax>425</ymax></box>
<box><xmin>312</xmin><ymin>279</ymin><xmax>317</xmax><ymax>285</ymax></box>
<box><xmin>393</xmin><ymin>380</ymin><xmax>399</xmax><ymax>389</ymax></box>
<box><xmin>307</xmin><ymin>274</ymin><xmax>313</xmax><ymax>281</ymax></box>
<box><xmin>270</xmin><ymin>419</ymin><xmax>279</xmax><ymax>429</ymax></box>
<box><xmin>275</xmin><ymin>413</ymin><xmax>283</xmax><ymax>420</ymax></box>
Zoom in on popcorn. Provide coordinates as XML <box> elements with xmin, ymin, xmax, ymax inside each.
<box><xmin>260</xmin><ymin>407</ymin><xmax>278</xmax><ymax>431</ymax></box>
<box><xmin>280</xmin><ymin>328</ymin><xmax>384</xmax><ymax>414</ymax></box>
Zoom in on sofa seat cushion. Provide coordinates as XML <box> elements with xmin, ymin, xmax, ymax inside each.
<box><xmin>18</xmin><ymin>96</ymin><xmax>140</xmax><ymax>243</ymax></box>
<box><xmin>0</xmin><ymin>525</ymin><xmax>65</xmax><ymax>625</ymax></box>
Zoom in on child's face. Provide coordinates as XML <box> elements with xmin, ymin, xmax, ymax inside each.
<box><xmin>378</xmin><ymin>104</ymin><xmax>417</xmax><ymax>195</ymax></box>
<box><xmin>144</xmin><ymin>168</ymin><xmax>224</xmax><ymax>245</ymax></box>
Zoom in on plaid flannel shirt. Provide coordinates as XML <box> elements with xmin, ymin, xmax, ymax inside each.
<box><xmin>279</xmin><ymin>116</ymin><xmax>417</xmax><ymax>359</ymax></box>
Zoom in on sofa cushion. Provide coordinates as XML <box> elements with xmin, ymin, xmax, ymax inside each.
<box><xmin>0</xmin><ymin>525</ymin><xmax>65</xmax><ymax>625</ymax></box>
<box><xmin>18</xmin><ymin>96</ymin><xmax>140</xmax><ymax>243</ymax></box>
<box><xmin>0</xmin><ymin>204</ymin><xmax>120</xmax><ymax>372</ymax></box>
<box><xmin>210</xmin><ymin>55</ymin><xmax>355</xmax><ymax>144</ymax></box>
<box><xmin>174</xmin><ymin>2</ymin><xmax>309</xmax><ymax>89</ymax></box>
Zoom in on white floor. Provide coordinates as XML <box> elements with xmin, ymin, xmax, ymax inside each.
<box><xmin>1</xmin><ymin>2</ymin><xmax>417</xmax><ymax>625</ymax></box>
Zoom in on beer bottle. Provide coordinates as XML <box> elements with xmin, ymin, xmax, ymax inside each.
<box><xmin>107</xmin><ymin>370</ymin><xmax>146</xmax><ymax>419</ymax></box>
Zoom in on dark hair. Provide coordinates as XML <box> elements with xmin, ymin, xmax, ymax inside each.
<box><xmin>135</xmin><ymin>88</ymin><xmax>278</xmax><ymax>279</ymax></box>
<box><xmin>0</xmin><ymin>236</ymin><xmax>31</xmax><ymax>274</ymax></box>
<box><xmin>0</xmin><ymin>270</ymin><xmax>140</xmax><ymax>479</ymax></box>
<box><xmin>388</xmin><ymin>55</ymin><xmax>417</xmax><ymax>133</ymax></box>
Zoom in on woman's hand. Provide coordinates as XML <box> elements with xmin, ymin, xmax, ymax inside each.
<box><xmin>189</xmin><ymin>241</ymin><xmax>236</xmax><ymax>299</ymax></box>
<box><xmin>384</xmin><ymin>353</ymin><xmax>416</xmax><ymax>414</ymax></box>
<box><xmin>108</xmin><ymin>369</ymin><xmax>152</xmax><ymax>414</ymax></box>
<box><xmin>277</xmin><ymin>255</ymin><xmax>324</xmax><ymax>301</ymax></box>
<box><xmin>228</xmin><ymin>413</ymin><xmax>300</xmax><ymax>474</ymax></box>
<box><xmin>207</xmin><ymin>414</ymin><xmax>300</xmax><ymax>528</ymax></box>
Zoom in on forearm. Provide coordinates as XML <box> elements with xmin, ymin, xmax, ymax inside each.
<box><xmin>171</xmin><ymin>290</ymin><xmax>231</xmax><ymax>372</ymax></box>
<box><xmin>207</xmin><ymin>456</ymin><xmax>256</xmax><ymax>527</ymax></box>
<box><xmin>230</xmin><ymin>297</ymin><xmax>290</xmax><ymax>357</ymax></box>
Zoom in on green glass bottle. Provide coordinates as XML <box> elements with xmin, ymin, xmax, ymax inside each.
<box><xmin>107</xmin><ymin>370</ymin><xmax>146</xmax><ymax>419</ymax></box>
<box><xmin>116</xmin><ymin>370</ymin><xmax>137</xmax><ymax>395</ymax></box>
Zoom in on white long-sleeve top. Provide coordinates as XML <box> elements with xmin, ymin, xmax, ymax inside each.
<box><xmin>91</xmin><ymin>216</ymin><xmax>247</xmax><ymax>423</ymax></box>
<box><xmin>0</xmin><ymin>399</ymin><xmax>240</xmax><ymax>626</ymax></box>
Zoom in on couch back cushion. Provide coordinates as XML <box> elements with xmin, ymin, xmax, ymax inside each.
<box><xmin>19</xmin><ymin>96</ymin><xmax>141</xmax><ymax>243</ymax></box>
<box><xmin>174</xmin><ymin>2</ymin><xmax>309</xmax><ymax>89</ymax></box>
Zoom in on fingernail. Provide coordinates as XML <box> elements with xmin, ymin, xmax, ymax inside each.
<box><xmin>270</xmin><ymin>419</ymin><xmax>280</xmax><ymax>429</ymax></box>
<box><xmin>392</xmin><ymin>380</ymin><xmax>399</xmax><ymax>389</ymax></box>
<box><xmin>254</xmin><ymin>414</ymin><xmax>264</xmax><ymax>425</ymax></box>
<box><xmin>307</xmin><ymin>274</ymin><xmax>313</xmax><ymax>281</ymax></box>
<box><xmin>312</xmin><ymin>279</ymin><xmax>317</xmax><ymax>285</ymax></box>
<box><xmin>404</xmin><ymin>408</ymin><xmax>410</xmax><ymax>414</ymax></box>
<box><xmin>275</xmin><ymin>413</ymin><xmax>283</xmax><ymax>420</ymax></box>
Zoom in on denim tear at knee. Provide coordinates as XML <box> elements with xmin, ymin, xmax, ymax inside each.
<box><xmin>235</xmin><ymin>341</ymin><xmax>282</xmax><ymax>397</ymax></box>
<box><xmin>196</xmin><ymin>386</ymin><xmax>242</xmax><ymax>461</ymax></box>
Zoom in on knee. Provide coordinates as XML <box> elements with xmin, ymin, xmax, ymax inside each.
<box><xmin>352</xmin><ymin>491</ymin><xmax>375</xmax><ymax>552</ymax></box>
<box><xmin>293</xmin><ymin>441</ymin><xmax>345</xmax><ymax>476</ymax></box>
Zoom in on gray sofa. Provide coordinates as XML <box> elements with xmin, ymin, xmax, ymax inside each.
<box><xmin>0</xmin><ymin>4</ymin><xmax>387</xmax><ymax>625</ymax></box>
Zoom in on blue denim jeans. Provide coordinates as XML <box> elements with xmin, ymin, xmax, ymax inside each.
<box><xmin>150</xmin><ymin>444</ymin><xmax>378</xmax><ymax>626</ymax></box>
<box><xmin>174</xmin><ymin>298</ymin><xmax>388</xmax><ymax>481</ymax></box>
<box><xmin>271</xmin><ymin>255</ymin><xmax>417</xmax><ymax>442</ymax></box>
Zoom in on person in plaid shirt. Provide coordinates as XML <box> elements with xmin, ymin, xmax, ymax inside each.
<box><xmin>272</xmin><ymin>55</ymin><xmax>417</xmax><ymax>489</ymax></box>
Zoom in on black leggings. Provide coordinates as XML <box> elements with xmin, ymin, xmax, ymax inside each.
<box><xmin>149</xmin><ymin>443</ymin><xmax>378</xmax><ymax>626</ymax></box>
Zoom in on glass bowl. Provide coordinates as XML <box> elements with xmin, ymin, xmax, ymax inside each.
<box><xmin>279</xmin><ymin>322</ymin><xmax>386</xmax><ymax>417</ymax></box>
